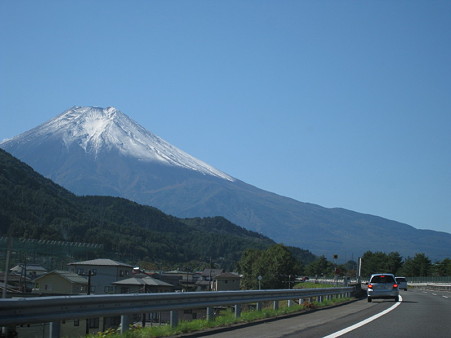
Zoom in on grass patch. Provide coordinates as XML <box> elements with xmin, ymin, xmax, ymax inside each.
<box><xmin>89</xmin><ymin>293</ymin><xmax>352</xmax><ymax>337</ymax></box>
<box><xmin>294</xmin><ymin>281</ymin><xmax>339</xmax><ymax>289</ymax></box>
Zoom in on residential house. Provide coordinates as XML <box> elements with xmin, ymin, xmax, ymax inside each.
<box><xmin>16</xmin><ymin>271</ymin><xmax>90</xmax><ymax>337</ymax></box>
<box><xmin>8</xmin><ymin>263</ymin><xmax>47</xmax><ymax>292</ymax></box>
<box><xmin>67</xmin><ymin>258</ymin><xmax>133</xmax><ymax>294</ymax></box>
<box><xmin>10</xmin><ymin>263</ymin><xmax>47</xmax><ymax>279</ymax></box>
<box><xmin>113</xmin><ymin>274</ymin><xmax>174</xmax><ymax>293</ymax></box>
<box><xmin>195</xmin><ymin>268</ymin><xmax>224</xmax><ymax>291</ymax></box>
<box><xmin>147</xmin><ymin>270</ymin><xmax>201</xmax><ymax>291</ymax></box>
<box><xmin>32</xmin><ymin>270</ymin><xmax>88</xmax><ymax>295</ymax></box>
<box><xmin>212</xmin><ymin>272</ymin><xmax>241</xmax><ymax>291</ymax></box>
<box><xmin>0</xmin><ymin>272</ymin><xmax>33</xmax><ymax>294</ymax></box>
<box><xmin>65</xmin><ymin>258</ymin><xmax>134</xmax><ymax>333</ymax></box>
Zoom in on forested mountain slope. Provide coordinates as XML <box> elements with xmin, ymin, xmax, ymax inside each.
<box><xmin>0</xmin><ymin>148</ymin><xmax>315</xmax><ymax>269</ymax></box>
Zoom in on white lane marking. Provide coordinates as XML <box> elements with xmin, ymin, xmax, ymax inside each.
<box><xmin>443</xmin><ymin>296</ymin><xmax>449</xmax><ymax>299</ymax></box>
<box><xmin>323</xmin><ymin>295</ymin><xmax>403</xmax><ymax>338</ymax></box>
<box><xmin>432</xmin><ymin>293</ymin><xmax>437</xmax><ymax>296</ymax></box>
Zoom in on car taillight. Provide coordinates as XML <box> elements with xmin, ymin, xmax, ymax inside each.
<box><xmin>368</xmin><ymin>284</ymin><xmax>373</xmax><ymax>288</ymax></box>
<box><xmin>393</xmin><ymin>284</ymin><xmax>398</xmax><ymax>288</ymax></box>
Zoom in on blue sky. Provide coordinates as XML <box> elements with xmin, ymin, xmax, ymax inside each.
<box><xmin>1</xmin><ymin>1</ymin><xmax>450</xmax><ymax>234</ymax></box>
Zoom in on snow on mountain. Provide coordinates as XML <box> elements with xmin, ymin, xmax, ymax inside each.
<box><xmin>1</xmin><ymin>106</ymin><xmax>234</xmax><ymax>181</ymax></box>
<box><xmin>3</xmin><ymin>106</ymin><xmax>451</xmax><ymax>262</ymax></box>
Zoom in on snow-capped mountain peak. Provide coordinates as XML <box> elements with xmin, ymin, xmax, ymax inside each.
<box><xmin>2</xmin><ymin>106</ymin><xmax>234</xmax><ymax>181</ymax></box>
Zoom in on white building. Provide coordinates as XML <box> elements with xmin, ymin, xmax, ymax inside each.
<box><xmin>67</xmin><ymin>258</ymin><xmax>133</xmax><ymax>294</ymax></box>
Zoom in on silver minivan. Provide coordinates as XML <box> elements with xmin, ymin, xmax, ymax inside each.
<box><xmin>395</xmin><ymin>276</ymin><xmax>408</xmax><ymax>291</ymax></box>
<box><xmin>367</xmin><ymin>273</ymin><xmax>399</xmax><ymax>302</ymax></box>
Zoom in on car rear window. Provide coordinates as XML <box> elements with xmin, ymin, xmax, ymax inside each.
<box><xmin>371</xmin><ymin>275</ymin><xmax>395</xmax><ymax>283</ymax></box>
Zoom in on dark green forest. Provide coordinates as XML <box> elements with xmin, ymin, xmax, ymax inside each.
<box><xmin>0</xmin><ymin>149</ymin><xmax>316</xmax><ymax>271</ymax></box>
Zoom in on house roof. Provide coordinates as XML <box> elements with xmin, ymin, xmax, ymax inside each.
<box><xmin>201</xmin><ymin>269</ymin><xmax>224</xmax><ymax>277</ymax></box>
<box><xmin>10</xmin><ymin>264</ymin><xmax>47</xmax><ymax>273</ymax></box>
<box><xmin>67</xmin><ymin>258</ymin><xmax>133</xmax><ymax>268</ymax></box>
<box><xmin>214</xmin><ymin>272</ymin><xmax>241</xmax><ymax>280</ymax></box>
<box><xmin>0</xmin><ymin>272</ymin><xmax>31</xmax><ymax>282</ymax></box>
<box><xmin>113</xmin><ymin>276</ymin><xmax>173</xmax><ymax>287</ymax></box>
<box><xmin>35</xmin><ymin>270</ymin><xmax>88</xmax><ymax>285</ymax></box>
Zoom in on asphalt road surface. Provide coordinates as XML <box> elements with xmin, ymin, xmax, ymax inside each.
<box><xmin>193</xmin><ymin>288</ymin><xmax>451</xmax><ymax>337</ymax></box>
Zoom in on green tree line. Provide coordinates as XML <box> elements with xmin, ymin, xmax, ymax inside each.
<box><xmin>360</xmin><ymin>251</ymin><xmax>451</xmax><ymax>277</ymax></box>
<box><xmin>302</xmin><ymin>251</ymin><xmax>451</xmax><ymax>279</ymax></box>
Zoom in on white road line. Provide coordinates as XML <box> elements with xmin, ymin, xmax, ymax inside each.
<box><xmin>443</xmin><ymin>296</ymin><xmax>449</xmax><ymax>299</ymax></box>
<box><xmin>323</xmin><ymin>295</ymin><xmax>403</xmax><ymax>338</ymax></box>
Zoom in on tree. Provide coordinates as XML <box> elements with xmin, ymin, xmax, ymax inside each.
<box><xmin>237</xmin><ymin>249</ymin><xmax>261</xmax><ymax>289</ymax></box>
<box><xmin>237</xmin><ymin>244</ymin><xmax>302</xmax><ymax>289</ymax></box>
<box><xmin>434</xmin><ymin>258</ymin><xmax>451</xmax><ymax>276</ymax></box>
<box><xmin>261</xmin><ymin>244</ymin><xmax>302</xmax><ymax>289</ymax></box>
<box><xmin>400</xmin><ymin>253</ymin><xmax>432</xmax><ymax>276</ymax></box>
<box><xmin>305</xmin><ymin>255</ymin><xmax>334</xmax><ymax>277</ymax></box>
<box><xmin>386</xmin><ymin>252</ymin><xmax>403</xmax><ymax>274</ymax></box>
<box><xmin>360</xmin><ymin>251</ymin><xmax>403</xmax><ymax>277</ymax></box>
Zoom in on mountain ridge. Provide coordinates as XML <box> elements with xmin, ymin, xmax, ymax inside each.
<box><xmin>2</xmin><ymin>106</ymin><xmax>451</xmax><ymax>261</ymax></box>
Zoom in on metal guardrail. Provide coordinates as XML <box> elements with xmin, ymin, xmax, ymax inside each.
<box><xmin>407</xmin><ymin>276</ymin><xmax>451</xmax><ymax>283</ymax></box>
<box><xmin>408</xmin><ymin>283</ymin><xmax>451</xmax><ymax>291</ymax></box>
<box><xmin>1</xmin><ymin>287</ymin><xmax>354</xmax><ymax>336</ymax></box>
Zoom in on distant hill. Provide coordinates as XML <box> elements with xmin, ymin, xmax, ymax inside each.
<box><xmin>0</xmin><ymin>148</ymin><xmax>315</xmax><ymax>269</ymax></box>
<box><xmin>2</xmin><ymin>106</ymin><xmax>451</xmax><ymax>261</ymax></box>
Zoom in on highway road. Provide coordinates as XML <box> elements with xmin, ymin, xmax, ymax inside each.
<box><xmin>193</xmin><ymin>288</ymin><xmax>451</xmax><ymax>337</ymax></box>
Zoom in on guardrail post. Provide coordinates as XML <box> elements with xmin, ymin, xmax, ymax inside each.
<box><xmin>170</xmin><ymin>310</ymin><xmax>178</xmax><ymax>328</ymax></box>
<box><xmin>2</xmin><ymin>326</ymin><xmax>16</xmax><ymax>338</ymax></box>
<box><xmin>318</xmin><ymin>295</ymin><xmax>323</xmax><ymax>303</ymax></box>
<box><xmin>287</xmin><ymin>299</ymin><xmax>293</xmax><ymax>307</ymax></box>
<box><xmin>120</xmin><ymin>315</ymin><xmax>131</xmax><ymax>334</ymax></box>
<box><xmin>49</xmin><ymin>321</ymin><xmax>60</xmax><ymax>338</ymax></box>
<box><xmin>234</xmin><ymin>304</ymin><xmax>241</xmax><ymax>318</ymax></box>
<box><xmin>273</xmin><ymin>300</ymin><xmax>279</xmax><ymax>310</ymax></box>
<box><xmin>256</xmin><ymin>302</ymin><xmax>262</xmax><ymax>311</ymax></box>
<box><xmin>206</xmin><ymin>307</ymin><xmax>214</xmax><ymax>321</ymax></box>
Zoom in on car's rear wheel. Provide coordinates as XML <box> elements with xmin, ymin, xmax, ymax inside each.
<box><xmin>367</xmin><ymin>297</ymin><xmax>372</xmax><ymax>302</ymax></box>
<box><xmin>395</xmin><ymin>296</ymin><xmax>399</xmax><ymax>302</ymax></box>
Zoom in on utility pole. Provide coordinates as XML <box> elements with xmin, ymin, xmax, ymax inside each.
<box><xmin>80</xmin><ymin>270</ymin><xmax>94</xmax><ymax>335</ymax></box>
<box><xmin>2</xmin><ymin>230</ymin><xmax>13</xmax><ymax>337</ymax></box>
<box><xmin>2</xmin><ymin>236</ymin><xmax>13</xmax><ymax>299</ymax></box>
<box><xmin>333</xmin><ymin>254</ymin><xmax>338</xmax><ymax>286</ymax></box>
<box><xmin>80</xmin><ymin>270</ymin><xmax>94</xmax><ymax>295</ymax></box>
<box><xmin>358</xmin><ymin>257</ymin><xmax>362</xmax><ymax>284</ymax></box>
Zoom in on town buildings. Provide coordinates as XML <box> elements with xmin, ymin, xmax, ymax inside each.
<box><xmin>3</xmin><ymin>258</ymin><xmax>241</xmax><ymax>337</ymax></box>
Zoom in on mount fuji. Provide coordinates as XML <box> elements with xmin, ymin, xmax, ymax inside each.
<box><xmin>2</xmin><ymin>106</ymin><xmax>451</xmax><ymax>261</ymax></box>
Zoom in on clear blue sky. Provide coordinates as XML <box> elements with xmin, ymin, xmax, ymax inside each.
<box><xmin>1</xmin><ymin>1</ymin><xmax>450</xmax><ymax>234</ymax></box>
